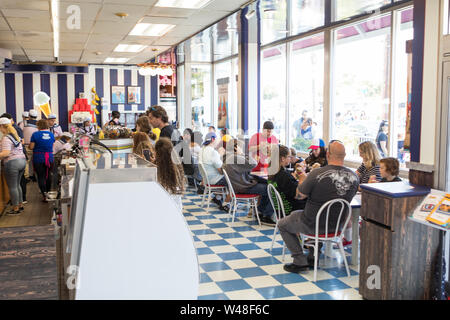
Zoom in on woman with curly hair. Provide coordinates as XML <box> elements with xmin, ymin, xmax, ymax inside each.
<box><xmin>154</xmin><ymin>137</ymin><xmax>185</xmax><ymax>208</ymax></box>
<box><xmin>136</xmin><ymin>116</ymin><xmax>157</xmax><ymax>143</ymax></box>
<box><xmin>133</xmin><ymin>132</ymin><xmax>155</xmax><ymax>163</ymax></box>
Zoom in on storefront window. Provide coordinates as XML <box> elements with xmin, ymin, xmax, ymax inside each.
<box><xmin>291</xmin><ymin>0</ymin><xmax>325</xmax><ymax>35</ymax></box>
<box><xmin>190</xmin><ymin>29</ymin><xmax>212</xmax><ymax>62</ymax></box>
<box><xmin>260</xmin><ymin>0</ymin><xmax>288</xmax><ymax>45</ymax></box>
<box><xmin>332</xmin><ymin>14</ymin><xmax>392</xmax><ymax>160</ymax></box>
<box><xmin>191</xmin><ymin>64</ymin><xmax>212</xmax><ymax>133</ymax></box>
<box><xmin>213</xmin><ymin>13</ymin><xmax>239</xmax><ymax>61</ymax></box>
<box><xmin>176</xmin><ymin>43</ymin><xmax>185</xmax><ymax>64</ymax></box>
<box><xmin>393</xmin><ymin>7</ymin><xmax>413</xmax><ymax>167</ymax></box>
<box><xmin>261</xmin><ymin>44</ymin><xmax>287</xmax><ymax>143</ymax></box>
<box><xmin>333</xmin><ymin>0</ymin><xmax>391</xmax><ymax>21</ymax></box>
<box><xmin>289</xmin><ymin>33</ymin><xmax>324</xmax><ymax>152</ymax></box>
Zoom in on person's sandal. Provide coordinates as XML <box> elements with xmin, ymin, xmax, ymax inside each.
<box><xmin>7</xmin><ymin>209</ymin><xmax>21</xmax><ymax>215</ymax></box>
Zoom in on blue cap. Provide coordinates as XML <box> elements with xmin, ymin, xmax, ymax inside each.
<box><xmin>203</xmin><ymin>132</ymin><xmax>216</xmax><ymax>146</ymax></box>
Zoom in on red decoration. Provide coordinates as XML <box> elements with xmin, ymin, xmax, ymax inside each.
<box><xmin>69</xmin><ymin>98</ymin><xmax>95</xmax><ymax>123</ymax></box>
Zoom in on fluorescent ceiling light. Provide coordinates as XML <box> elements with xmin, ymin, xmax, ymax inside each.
<box><xmin>104</xmin><ymin>57</ymin><xmax>130</xmax><ymax>64</ymax></box>
<box><xmin>51</xmin><ymin>0</ymin><xmax>60</xmax><ymax>60</ymax></box>
<box><xmin>114</xmin><ymin>44</ymin><xmax>147</xmax><ymax>53</ymax></box>
<box><xmin>155</xmin><ymin>0</ymin><xmax>212</xmax><ymax>9</ymax></box>
<box><xmin>129</xmin><ymin>23</ymin><xmax>175</xmax><ymax>37</ymax></box>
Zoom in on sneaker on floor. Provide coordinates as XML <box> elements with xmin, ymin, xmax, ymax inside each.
<box><xmin>260</xmin><ymin>215</ymin><xmax>276</xmax><ymax>226</ymax></box>
<box><xmin>283</xmin><ymin>263</ymin><xmax>311</xmax><ymax>273</ymax></box>
<box><xmin>22</xmin><ymin>201</ymin><xmax>28</xmax><ymax>204</ymax></box>
<box><xmin>211</xmin><ymin>197</ymin><xmax>222</xmax><ymax>207</ymax></box>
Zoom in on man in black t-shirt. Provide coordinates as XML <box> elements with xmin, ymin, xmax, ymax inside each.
<box><xmin>278</xmin><ymin>141</ymin><xmax>359</xmax><ymax>273</ymax></box>
<box><xmin>148</xmin><ymin>105</ymin><xmax>180</xmax><ymax>145</ymax></box>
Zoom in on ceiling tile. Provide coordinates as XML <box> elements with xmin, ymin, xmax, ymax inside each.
<box><xmin>103</xmin><ymin>0</ymin><xmax>158</xmax><ymax>5</ymax></box>
<box><xmin>18</xmin><ymin>40</ymin><xmax>53</xmax><ymax>50</ymax></box>
<box><xmin>146</xmin><ymin>7</ymin><xmax>197</xmax><ymax>18</ymax></box>
<box><xmin>0</xmin><ymin>0</ymin><xmax>49</xmax><ymax>10</ymax></box>
<box><xmin>0</xmin><ymin>17</ymin><xmax>10</xmax><ymax>31</ymax></box>
<box><xmin>60</xmin><ymin>32</ymin><xmax>90</xmax><ymax>43</ymax></box>
<box><xmin>1</xmin><ymin>9</ymin><xmax>50</xmax><ymax>19</ymax></box>
<box><xmin>87</xmin><ymin>33</ymin><xmax>124</xmax><ymax>44</ymax></box>
<box><xmin>122</xmin><ymin>36</ymin><xmax>158</xmax><ymax>45</ymax></box>
<box><xmin>91</xmin><ymin>20</ymin><xmax>137</xmax><ymax>35</ymax></box>
<box><xmin>168</xmin><ymin>25</ymin><xmax>205</xmax><ymax>37</ymax></box>
<box><xmin>0</xmin><ymin>40</ymin><xmax>21</xmax><ymax>50</ymax></box>
<box><xmin>0</xmin><ymin>31</ymin><xmax>16</xmax><ymax>41</ymax></box>
<box><xmin>6</xmin><ymin>17</ymin><xmax>52</xmax><ymax>32</ymax></box>
<box><xmin>15</xmin><ymin>31</ymin><xmax>53</xmax><ymax>42</ymax></box>
<box><xmin>151</xmin><ymin>36</ymin><xmax>185</xmax><ymax>46</ymax></box>
<box><xmin>60</xmin><ymin>42</ymin><xmax>86</xmax><ymax>50</ymax></box>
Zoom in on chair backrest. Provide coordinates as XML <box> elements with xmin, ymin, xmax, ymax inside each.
<box><xmin>314</xmin><ymin>198</ymin><xmax>351</xmax><ymax>240</ymax></box>
<box><xmin>198</xmin><ymin>163</ymin><xmax>211</xmax><ymax>187</ymax></box>
<box><xmin>222</xmin><ymin>169</ymin><xmax>236</xmax><ymax>199</ymax></box>
<box><xmin>267</xmin><ymin>183</ymin><xmax>286</xmax><ymax>222</ymax></box>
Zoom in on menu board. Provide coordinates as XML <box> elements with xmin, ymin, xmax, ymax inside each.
<box><xmin>412</xmin><ymin>190</ymin><xmax>450</xmax><ymax>228</ymax></box>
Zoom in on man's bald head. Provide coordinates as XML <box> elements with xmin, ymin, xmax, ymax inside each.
<box><xmin>328</xmin><ymin>141</ymin><xmax>346</xmax><ymax>164</ymax></box>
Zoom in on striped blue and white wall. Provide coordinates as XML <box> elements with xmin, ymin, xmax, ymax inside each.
<box><xmin>0</xmin><ymin>65</ymin><xmax>156</xmax><ymax>131</ymax></box>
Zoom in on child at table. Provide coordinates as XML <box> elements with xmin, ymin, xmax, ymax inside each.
<box><xmin>369</xmin><ymin>157</ymin><xmax>402</xmax><ymax>183</ymax></box>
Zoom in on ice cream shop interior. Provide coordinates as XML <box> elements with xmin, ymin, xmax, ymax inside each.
<box><xmin>0</xmin><ymin>0</ymin><xmax>449</xmax><ymax>303</ymax></box>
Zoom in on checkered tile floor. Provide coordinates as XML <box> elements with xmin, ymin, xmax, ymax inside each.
<box><xmin>182</xmin><ymin>188</ymin><xmax>362</xmax><ymax>300</ymax></box>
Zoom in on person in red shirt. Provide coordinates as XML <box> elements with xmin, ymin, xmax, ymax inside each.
<box><xmin>248</xmin><ymin>121</ymin><xmax>279</xmax><ymax>173</ymax></box>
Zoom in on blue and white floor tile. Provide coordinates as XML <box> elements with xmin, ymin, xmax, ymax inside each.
<box><xmin>182</xmin><ymin>188</ymin><xmax>362</xmax><ymax>300</ymax></box>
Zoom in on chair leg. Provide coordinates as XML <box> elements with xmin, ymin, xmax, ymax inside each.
<box><xmin>232</xmin><ymin>200</ymin><xmax>238</xmax><ymax>223</ymax></box>
<box><xmin>201</xmin><ymin>187</ymin><xmax>207</xmax><ymax>208</ymax></box>
<box><xmin>313</xmin><ymin>239</ymin><xmax>319</xmax><ymax>282</ymax></box>
<box><xmin>206</xmin><ymin>189</ymin><xmax>212</xmax><ymax>213</ymax></box>
<box><xmin>270</xmin><ymin>222</ymin><xmax>278</xmax><ymax>252</ymax></box>
<box><xmin>338</xmin><ymin>240</ymin><xmax>351</xmax><ymax>278</ymax></box>
<box><xmin>253</xmin><ymin>199</ymin><xmax>261</xmax><ymax>227</ymax></box>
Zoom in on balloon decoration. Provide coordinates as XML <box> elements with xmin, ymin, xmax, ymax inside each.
<box><xmin>91</xmin><ymin>87</ymin><xmax>101</xmax><ymax>115</ymax></box>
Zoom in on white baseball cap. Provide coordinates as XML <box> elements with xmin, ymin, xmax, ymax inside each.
<box><xmin>0</xmin><ymin>117</ymin><xmax>11</xmax><ymax>125</ymax></box>
<box><xmin>29</xmin><ymin>110</ymin><xmax>38</xmax><ymax>118</ymax></box>
<box><xmin>22</xmin><ymin>111</ymin><xmax>29</xmax><ymax>117</ymax></box>
<box><xmin>48</xmin><ymin>114</ymin><xmax>57</xmax><ymax>119</ymax></box>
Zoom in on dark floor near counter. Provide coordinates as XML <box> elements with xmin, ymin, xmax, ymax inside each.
<box><xmin>0</xmin><ymin>225</ymin><xmax>58</xmax><ymax>300</ymax></box>
<box><xmin>0</xmin><ymin>181</ymin><xmax>52</xmax><ymax>228</ymax></box>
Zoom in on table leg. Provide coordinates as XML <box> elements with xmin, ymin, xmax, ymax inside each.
<box><xmin>351</xmin><ymin>208</ymin><xmax>360</xmax><ymax>265</ymax></box>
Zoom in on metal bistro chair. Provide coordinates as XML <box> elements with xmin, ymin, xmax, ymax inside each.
<box><xmin>268</xmin><ymin>183</ymin><xmax>287</xmax><ymax>261</ymax></box>
<box><xmin>198</xmin><ymin>163</ymin><xmax>226</xmax><ymax>213</ymax></box>
<box><xmin>300</xmin><ymin>198</ymin><xmax>352</xmax><ymax>282</ymax></box>
<box><xmin>222</xmin><ymin>169</ymin><xmax>261</xmax><ymax>227</ymax></box>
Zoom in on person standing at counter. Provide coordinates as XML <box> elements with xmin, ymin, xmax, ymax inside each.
<box><xmin>29</xmin><ymin>120</ymin><xmax>55</xmax><ymax>202</ymax></box>
<box><xmin>47</xmin><ymin>114</ymin><xmax>63</xmax><ymax>139</ymax></box>
<box><xmin>79</xmin><ymin>117</ymin><xmax>97</xmax><ymax>137</ymax></box>
<box><xmin>0</xmin><ymin>118</ymin><xmax>26</xmax><ymax>215</ymax></box>
<box><xmin>108</xmin><ymin>111</ymin><xmax>122</xmax><ymax>126</ymax></box>
<box><xmin>135</xmin><ymin>116</ymin><xmax>157</xmax><ymax>144</ymax></box>
<box><xmin>53</xmin><ymin>132</ymin><xmax>73</xmax><ymax>154</ymax></box>
<box><xmin>148</xmin><ymin>105</ymin><xmax>180</xmax><ymax>145</ymax></box>
<box><xmin>248</xmin><ymin>121</ymin><xmax>279</xmax><ymax>174</ymax></box>
<box><xmin>18</xmin><ymin>111</ymin><xmax>29</xmax><ymax>131</ymax></box>
<box><xmin>23</xmin><ymin>109</ymin><xmax>38</xmax><ymax>181</ymax></box>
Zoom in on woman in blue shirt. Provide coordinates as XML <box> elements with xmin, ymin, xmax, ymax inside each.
<box><xmin>29</xmin><ymin>120</ymin><xmax>55</xmax><ymax>201</ymax></box>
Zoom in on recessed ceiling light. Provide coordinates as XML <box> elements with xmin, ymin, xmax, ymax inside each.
<box><xmin>104</xmin><ymin>57</ymin><xmax>130</xmax><ymax>64</ymax></box>
<box><xmin>129</xmin><ymin>23</ymin><xmax>175</xmax><ymax>37</ymax></box>
<box><xmin>155</xmin><ymin>0</ymin><xmax>212</xmax><ymax>9</ymax></box>
<box><xmin>114</xmin><ymin>44</ymin><xmax>147</xmax><ymax>53</ymax></box>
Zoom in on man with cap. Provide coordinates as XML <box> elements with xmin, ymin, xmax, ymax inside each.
<box><xmin>199</xmin><ymin>132</ymin><xmax>228</xmax><ymax>211</ymax></box>
<box><xmin>248</xmin><ymin>120</ymin><xmax>279</xmax><ymax>174</ymax></box>
<box><xmin>304</xmin><ymin>138</ymin><xmax>327</xmax><ymax>173</ymax></box>
<box><xmin>47</xmin><ymin>114</ymin><xmax>63</xmax><ymax>138</ymax></box>
<box><xmin>53</xmin><ymin>132</ymin><xmax>73</xmax><ymax>154</ymax></box>
<box><xmin>23</xmin><ymin>109</ymin><xmax>39</xmax><ymax>181</ymax></box>
<box><xmin>18</xmin><ymin>111</ymin><xmax>29</xmax><ymax>131</ymax></box>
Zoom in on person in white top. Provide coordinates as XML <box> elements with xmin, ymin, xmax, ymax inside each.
<box><xmin>198</xmin><ymin>132</ymin><xmax>227</xmax><ymax>210</ymax></box>
<box><xmin>78</xmin><ymin>117</ymin><xmax>97</xmax><ymax>137</ymax></box>
<box><xmin>47</xmin><ymin>114</ymin><xmax>63</xmax><ymax>138</ymax></box>
<box><xmin>18</xmin><ymin>111</ymin><xmax>29</xmax><ymax>131</ymax></box>
<box><xmin>23</xmin><ymin>109</ymin><xmax>38</xmax><ymax>146</ymax></box>
<box><xmin>53</xmin><ymin>132</ymin><xmax>72</xmax><ymax>154</ymax></box>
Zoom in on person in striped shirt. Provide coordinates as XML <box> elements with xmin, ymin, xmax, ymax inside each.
<box><xmin>356</xmin><ymin>141</ymin><xmax>381</xmax><ymax>184</ymax></box>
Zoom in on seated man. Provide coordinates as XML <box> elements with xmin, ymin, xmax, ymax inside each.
<box><xmin>198</xmin><ymin>132</ymin><xmax>227</xmax><ymax>211</ymax></box>
<box><xmin>278</xmin><ymin>141</ymin><xmax>359</xmax><ymax>273</ymax></box>
<box><xmin>223</xmin><ymin>139</ymin><xmax>276</xmax><ymax>226</ymax></box>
